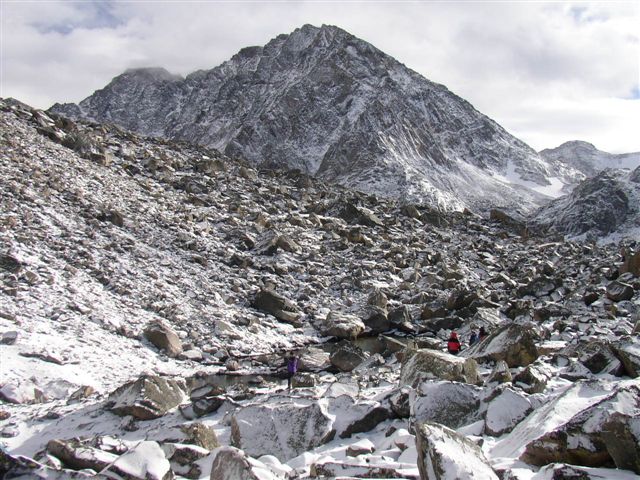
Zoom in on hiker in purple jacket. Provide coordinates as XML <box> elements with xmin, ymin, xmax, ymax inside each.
<box><xmin>286</xmin><ymin>352</ymin><xmax>299</xmax><ymax>390</ymax></box>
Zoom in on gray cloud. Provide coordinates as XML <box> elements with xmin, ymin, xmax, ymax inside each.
<box><xmin>1</xmin><ymin>1</ymin><xmax>638</xmax><ymax>153</ymax></box>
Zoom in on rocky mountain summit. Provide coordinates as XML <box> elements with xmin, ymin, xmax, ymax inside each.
<box><xmin>51</xmin><ymin>24</ymin><xmax>565</xmax><ymax>213</ymax></box>
<box><xmin>540</xmin><ymin>141</ymin><xmax>640</xmax><ymax>186</ymax></box>
<box><xmin>1</xmin><ymin>100</ymin><xmax>639</xmax><ymax>479</ymax></box>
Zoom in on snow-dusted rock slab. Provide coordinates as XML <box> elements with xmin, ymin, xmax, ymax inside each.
<box><xmin>399</xmin><ymin>349</ymin><xmax>480</xmax><ymax>386</ymax></box>
<box><xmin>613</xmin><ymin>336</ymin><xmax>640</xmax><ymax>378</ymax></box>
<box><xmin>491</xmin><ymin>379</ymin><xmax>639</xmax><ymax>472</ymax></box>
<box><xmin>484</xmin><ymin>387</ymin><xmax>533</xmax><ymax>436</ymax></box>
<box><xmin>520</xmin><ymin>381</ymin><xmax>640</xmax><ymax>470</ymax></box>
<box><xmin>47</xmin><ymin>438</ymin><xmax>118</xmax><ymax>472</ymax></box>
<box><xmin>103</xmin><ymin>441</ymin><xmax>171</xmax><ymax>480</ymax></box>
<box><xmin>107</xmin><ymin>375</ymin><xmax>186</xmax><ymax>420</ymax></box>
<box><xmin>231</xmin><ymin>400</ymin><xmax>334</xmax><ymax>461</ymax></box>
<box><xmin>326</xmin><ymin>394</ymin><xmax>391</xmax><ymax>438</ymax></box>
<box><xmin>311</xmin><ymin>461</ymin><xmax>418</xmax><ymax>478</ymax></box>
<box><xmin>210</xmin><ymin>447</ymin><xmax>285</xmax><ymax>480</ymax></box>
<box><xmin>415</xmin><ymin>421</ymin><xmax>499</xmax><ymax>480</ymax></box>
<box><xmin>462</xmin><ymin>323</ymin><xmax>539</xmax><ymax>367</ymax></box>
<box><xmin>410</xmin><ymin>380</ymin><xmax>483</xmax><ymax>429</ymax></box>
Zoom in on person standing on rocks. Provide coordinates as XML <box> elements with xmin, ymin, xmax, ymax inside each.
<box><xmin>469</xmin><ymin>330</ymin><xmax>479</xmax><ymax>346</ymax></box>
<box><xmin>479</xmin><ymin>326</ymin><xmax>488</xmax><ymax>341</ymax></box>
<box><xmin>447</xmin><ymin>331</ymin><xmax>461</xmax><ymax>355</ymax></box>
<box><xmin>286</xmin><ymin>352</ymin><xmax>299</xmax><ymax>390</ymax></box>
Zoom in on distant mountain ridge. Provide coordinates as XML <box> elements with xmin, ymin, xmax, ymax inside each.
<box><xmin>539</xmin><ymin>141</ymin><xmax>640</xmax><ymax>186</ymax></box>
<box><xmin>51</xmin><ymin>24</ymin><xmax>570</xmax><ymax>212</ymax></box>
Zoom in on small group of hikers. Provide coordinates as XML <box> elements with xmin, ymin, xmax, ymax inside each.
<box><xmin>447</xmin><ymin>326</ymin><xmax>487</xmax><ymax>355</ymax></box>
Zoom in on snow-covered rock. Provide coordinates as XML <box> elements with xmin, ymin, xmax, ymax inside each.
<box><xmin>462</xmin><ymin>323</ymin><xmax>539</xmax><ymax>367</ymax></box>
<box><xmin>410</xmin><ymin>380</ymin><xmax>483</xmax><ymax>429</ymax></box>
<box><xmin>399</xmin><ymin>348</ymin><xmax>480</xmax><ymax>386</ymax></box>
<box><xmin>415</xmin><ymin>421</ymin><xmax>499</xmax><ymax>479</ymax></box>
<box><xmin>484</xmin><ymin>387</ymin><xmax>533</xmax><ymax>436</ymax></box>
<box><xmin>230</xmin><ymin>400</ymin><xmax>334</xmax><ymax>461</ymax></box>
<box><xmin>107</xmin><ymin>375</ymin><xmax>186</xmax><ymax>420</ymax></box>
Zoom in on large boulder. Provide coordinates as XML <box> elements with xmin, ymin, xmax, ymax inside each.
<box><xmin>252</xmin><ymin>289</ymin><xmax>301</xmax><ymax>326</ymax></box>
<box><xmin>513</xmin><ymin>360</ymin><xmax>553</xmax><ymax>394</ymax></box>
<box><xmin>230</xmin><ymin>400</ymin><xmax>334</xmax><ymax>461</ymax></box>
<box><xmin>575</xmin><ymin>341</ymin><xmax>624</xmax><ymax>375</ymax></box>
<box><xmin>606</xmin><ymin>280</ymin><xmax>635</xmax><ymax>302</ymax></box>
<box><xmin>107</xmin><ymin>375</ymin><xmax>186</xmax><ymax>420</ymax></box>
<box><xmin>329</xmin><ymin>341</ymin><xmax>367</xmax><ymax>372</ymax></box>
<box><xmin>491</xmin><ymin>380</ymin><xmax>640</xmax><ymax>473</ymax></box>
<box><xmin>47</xmin><ymin>439</ymin><xmax>117</xmax><ymax>472</ymax></box>
<box><xmin>210</xmin><ymin>447</ymin><xmax>283</xmax><ymax>480</ymax></box>
<box><xmin>144</xmin><ymin>321</ymin><xmax>183</xmax><ymax>358</ymax></box>
<box><xmin>612</xmin><ymin>336</ymin><xmax>640</xmax><ymax>378</ymax></box>
<box><xmin>410</xmin><ymin>381</ymin><xmax>482</xmax><ymax>429</ymax></box>
<box><xmin>415</xmin><ymin>422</ymin><xmax>499</xmax><ymax>480</ymax></box>
<box><xmin>318</xmin><ymin>311</ymin><xmax>365</xmax><ymax>339</ymax></box>
<box><xmin>103</xmin><ymin>441</ymin><xmax>172</xmax><ymax>480</ymax></box>
<box><xmin>399</xmin><ymin>349</ymin><xmax>480</xmax><ymax>386</ymax></box>
<box><xmin>462</xmin><ymin>324</ymin><xmax>539</xmax><ymax>367</ymax></box>
<box><xmin>326</xmin><ymin>395</ymin><xmax>392</xmax><ymax>438</ymax></box>
<box><xmin>484</xmin><ymin>387</ymin><xmax>533</xmax><ymax>436</ymax></box>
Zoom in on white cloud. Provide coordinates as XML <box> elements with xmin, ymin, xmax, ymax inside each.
<box><xmin>1</xmin><ymin>1</ymin><xmax>638</xmax><ymax>153</ymax></box>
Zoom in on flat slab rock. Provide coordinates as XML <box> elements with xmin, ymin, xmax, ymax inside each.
<box><xmin>230</xmin><ymin>399</ymin><xmax>334</xmax><ymax>461</ymax></box>
<box><xmin>107</xmin><ymin>375</ymin><xmax>186</xmax><ymax>420</ymax></box>
<box><xmin>400</xmin><ymin>348</ymin><xmax>480</xmax><ymax>386</ymax></box>
<box><xmin>415</xmin><ymin>421</ymin><xmax>499</xmax><ymax>480</ymax></box>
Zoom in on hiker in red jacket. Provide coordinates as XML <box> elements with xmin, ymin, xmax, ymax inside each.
<box><xmin>447</xmin><ymin>331</ymin><xmax>462</xmax><ymax>355</ymax></box>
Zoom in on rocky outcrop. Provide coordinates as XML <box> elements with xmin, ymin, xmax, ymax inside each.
<box><xmin>252</xmin><ymin>289</ymin><xmax>301</xmax><ymax>326</ymax></box>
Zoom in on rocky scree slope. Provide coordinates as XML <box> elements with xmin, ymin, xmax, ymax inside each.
<box><xmin>51</xmin><ymin>24</ymin><xmax>560</xmax><ymax>213</ymax></box>
<box><xmin>1</xmin><ymin>99</ymin><xmax>640</xmax><ymax>479</ymax></box>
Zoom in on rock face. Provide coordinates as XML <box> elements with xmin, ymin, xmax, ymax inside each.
<box><xmin>108</xmin><ymin>375</ymin><xmax>186</xmax><ymax>420</ymax></box>
<box><xmin>400</xmin><ymin>349</ymin><xmax>480</xmax><ymax>386</ymax></box>
<box><xmin>531</xmin><ymin>168</ymin><xmax>639</xmax><ymax>239</ymax></box>
<box><xmin>144</xmin><ymin>321</ymin><xmax>183</xmax><ymax>357</ymax></box>
<box><xmin>230</xmin><ymin>400</ymin><xmax>334</xmax><ymax>460</ymax></box>
<box><xmin>415</xmin><ymin>422</ymin><xmax>499</xmax><ymax>480</ymax></box>
<box><xmin>50</xmin><ymin>24</ymin><xmax>560</xmax><ymax>213</ymax></box>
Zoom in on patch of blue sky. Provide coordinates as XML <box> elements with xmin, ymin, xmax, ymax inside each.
<box><xmin>569</xmin><ymin>5</ymin><xmax>609</xmax><ymax>24</ymax></box>
<box><xmin>31</xmin><ymin>0</ymin><xmax>124</xmax><ymax>35</ymax></box>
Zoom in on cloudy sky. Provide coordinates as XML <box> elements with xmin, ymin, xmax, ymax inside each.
<box><xmin>2</xmin><ymin>1</ymin><xmax>639</xmax><ymax>153</ymax></box>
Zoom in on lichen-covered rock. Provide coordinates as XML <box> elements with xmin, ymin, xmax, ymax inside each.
<box><xmin>210</xmin><ymin>447</ymin><xmax>276</xmax><ymax>480</ymax></box>
<box><xmin>230</xmin><ymin>400</ymin><xmax>334</xmax><ymax>461</ymax></box>
<box><xmin>108</xmin><ymin>375</ymin><xmax>186</xmax><ymax>420</ymax></box>
<box><xmin>463</xmin><ymin>324</ymin><xmax>539</xmax><ymax>367</ymax></box>
<box><xmin>329</xmin><ymin>341</ymin><xmax>367</xmax><ymax>372</ymax></box>
<box><xmin>410</xmin><ymin>380</ymin><xmax>482</xmax><ymax>429</ymax></box>
<box><xmin>400</xmin><ymin>349</ymin><xmax>480</xmax><ymax>386</ymax></box>
<box><xmin>415</xmin><ymin>422</ymin><xmax>498</xmax><ymax>480</ymax></box>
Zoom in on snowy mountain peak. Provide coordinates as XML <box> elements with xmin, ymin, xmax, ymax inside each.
<box><xmin>50</xmin><ymin>25</ymin><xmax>575</xmax><ymax>212</ymax></box>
